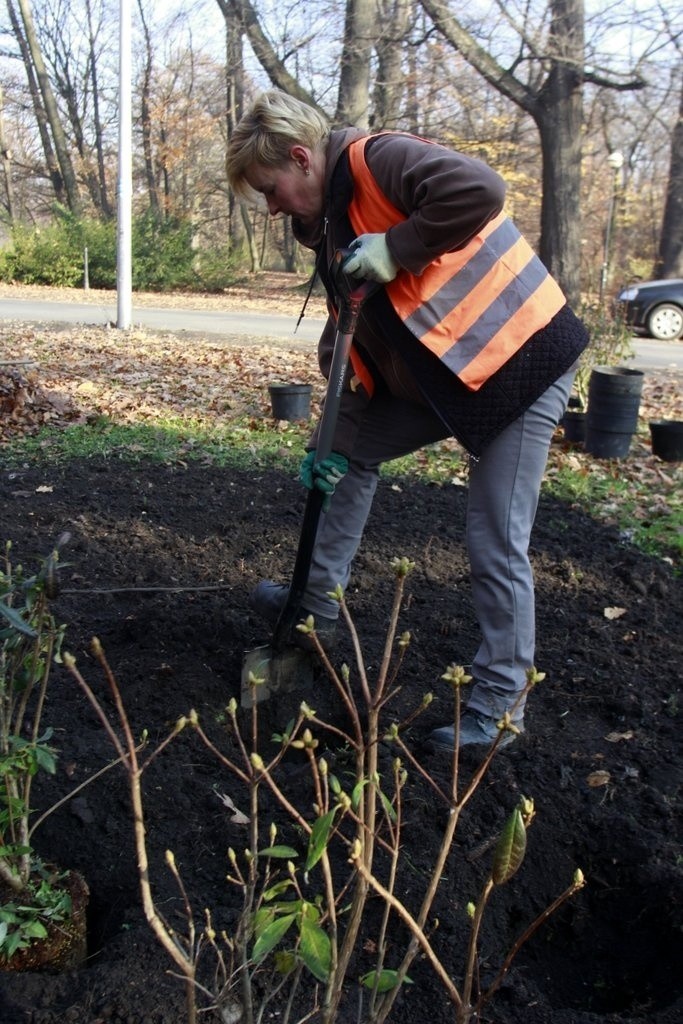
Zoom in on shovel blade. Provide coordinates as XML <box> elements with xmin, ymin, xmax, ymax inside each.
<box><xmin>241</xmin><ymin>643</ymin><xmax>316</xmax><ymax>708</ymax></box>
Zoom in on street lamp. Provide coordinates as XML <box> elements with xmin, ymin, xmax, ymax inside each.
<box><xmin>599</xmin><ymin>150</ymin><xmax>624</xmax><ymax>304</ymax></box>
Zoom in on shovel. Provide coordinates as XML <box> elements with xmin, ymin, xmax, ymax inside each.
<box><xmin>241</xmin><ymin>252</ymin><xmax>377</xmax><ymax>707</ymax></box>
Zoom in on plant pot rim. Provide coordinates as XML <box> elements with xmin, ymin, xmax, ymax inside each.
<box><xmin>592</xmin><ymin>365</ymin><xmax>644</xmax><ymax>376</ymax></box>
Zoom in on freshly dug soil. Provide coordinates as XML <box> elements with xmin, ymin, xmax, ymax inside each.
<box><xmin>0</xmin><ymin>451</ymin><xmax>681</xmax><ymax>1024</ymax></box>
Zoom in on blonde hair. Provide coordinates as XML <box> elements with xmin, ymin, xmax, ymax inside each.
<box><xmin>226</xmin><ymin>91</ymin><xmax>330</xmax><ymax>196</ymax></box>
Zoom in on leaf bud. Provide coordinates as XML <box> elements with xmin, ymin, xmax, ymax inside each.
<box><xmin>441</xmin><ymin>664</ymin><xmax>473</xmax><ymax>687</ymax></box>
<box><xmin>349</xmin><ymin>839</ymin><xmax>362</xmax><ymax>862</ymax></box>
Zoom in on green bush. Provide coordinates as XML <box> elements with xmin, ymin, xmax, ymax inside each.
<box><xmin>0</xmin><ymin>208</ymin><xmax>238</xmax><ymax>293</ymax></box>
<box><xmin>0</xmin><ymin>207</ymin><xmax>115</xmax><ymax>288</ymax></box>
<box><xmin>131</xmin><ymin>210</ymin><xmax>194</xmax><ymax>291</ymax></box>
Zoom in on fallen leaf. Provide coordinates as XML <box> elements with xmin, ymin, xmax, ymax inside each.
<box><xmin>586</xmin><ymin>770</ymin><xmax>611</xmax><ymax>787</ymax></box>
<box><xmin>603</xmin><ymin>606</ymin><xmax>627</xmax><ymax>619</ymax></box>
<box><xmin>604</xmin><ymin>730</ymin><xmax>634</xmax><ymax>743</ymax></box>
<box><xmin>216</xmin><ymin>791</ymin><xmax>250</xmax><ymax>825</ymax></box>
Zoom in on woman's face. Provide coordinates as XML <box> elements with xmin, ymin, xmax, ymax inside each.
<box><xmin>245</xmin><ymin>146</ymin><xmax>324</xmax><ymax>226</ymax></box>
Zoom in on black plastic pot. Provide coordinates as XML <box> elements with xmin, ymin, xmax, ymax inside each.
<box><xmin>268</xmin><ymin>383</ymin><xmax>312</xmax><ymax>421</ymax></box>
<box><xmin>561</xmin><ymin>410</ymin><xmax>587</xmax><ymax>444</ymax></box>
<box><xmin>649</xmin><ymin>420</ymin><xmax>683</xmax><ymax>462</ymax></box>
<box><xmin>584</xmin><ymin>366</ymin><xmax>644</xmax><ymax>459</ymax></box>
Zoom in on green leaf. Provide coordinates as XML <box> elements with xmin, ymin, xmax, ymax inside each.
<box><xmin>378</xmin><ymin>788</ymin><xmax>397</xmax><ymax>824</ymax></box>
<box><xmin>22</xmin><ymin>920</ymin><xmax>48</xmax><ymax>939</ymax></box>
<box><xmin>257</xmin><ymin>845</ymin><xmax>299</xmax><ymax>859</ymax></box>
<box><xmin>298</xmin><ymin>916</ymin><xmax>331</xmax><ymax>982</ymax></box>
<box><xmin>305</xmin><ymin>809</ymin><xmax>337</xmax><ymax>872</ymax></box>
<box><xmin>262</xmin><ymin>879</ymin><xmax>295</xmax><ymax>902</ymax></box>
<box><xmin>0</xmin><ymin>601</ymin><xmax>37</xmax><ymax>637</ymax></box>
<box><xmin>252</xmin><ymin>913</ymin><xmax>296</xmax><ymax>963</ymax></box>
<box><xmin>274</xmin><ymin>949</ymin><xmax>297</xmax><ymax>975</ymax></box>
<box><xmin>34</xmin><ymin>745</ymin><xmax>57</xmax><ymax>774</ymax></box>
<box><xmin>492</xmin><ymin>807</ymin><xmax>527</xmax><ymax>884</ymax></box>
<box><xmin>360</xmin><ymin>969</ymin><xmax>414</xmax><ymax>993</ymax></box>
<box><xmin>253</xmin><ymin>906</ymin><xmax>276</xmax><ymax>935</ymax></box>
<box><xmin>351</xmin><ymin>778</ymin><xmax>369</xmax><ymax>811</ymax></box>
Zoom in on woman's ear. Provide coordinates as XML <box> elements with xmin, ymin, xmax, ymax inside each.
<box><xmin>289</xmin><ymin>144</ymin><xmax>310</xmax><ymax>172</ymax></box>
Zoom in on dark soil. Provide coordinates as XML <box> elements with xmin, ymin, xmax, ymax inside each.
<box><xmin>0</xmin><ymin>454</ymin><xmax>681</xmax><ymax>1024</ymax></box>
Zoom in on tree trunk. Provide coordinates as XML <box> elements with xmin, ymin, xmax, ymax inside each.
<box><xmin>222</xmin><ymin>4</ymin><xmax>260</xmax><ymax>269</ymax></box>
<box><xmin>218</xmin><ymin>0</ymin><xmax>321</xmax><ymax>111</ymax></box>
<box><xmin>0</xmin><ymin>84</ymin><xmax>16</xmax><ymax>223</ymax></box>
<box><xmin>656</xmin><ymin>70</ymin><xmax>683</xmax><ymax>278</ymax></box>
<box><xmin>86</xmin><ymin>0</ymin><xmax>112</xmax><ymax>218</ymax></box>
<box><xmin>535</xmin><ymin>0</ymin><xmax>585</xmax><ymax>306</ymax></box>
<box><xmin>372</xmin><ymin>0</ymin><xmax>412</xmax><ymax>130</ymax></box>
<box><xmin>137</xmin><ymin>0</ymin><xmax>161</xmax><ymax>218</ymax></box>
<box><xmin>336</xmin><ymin>0</ymin><xmax>378</xmax><ymax>127</ymax></box>
<box><xmin>16</xmin><ymin>0</ymin><xmax>82</xmax><ymax>212</ymax></box>
<box><xmin>6</xmin><ymin>0</ymin><xmax>65</xmax><ymax>206</ymax></box>
<box><xmin>419</xmin><ymin>0</ymin><xmax>585</xmax><ymax>305</ymax></box>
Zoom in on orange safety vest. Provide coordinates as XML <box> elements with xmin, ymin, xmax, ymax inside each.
<box><xmin>346</xmin><ymin>137</ymin><xmax>566</xmax><ymax>391</ymax></box>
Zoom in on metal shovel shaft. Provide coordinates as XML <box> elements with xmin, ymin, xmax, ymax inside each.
<box><xmin>241</xmin><ymin>255</ymin><xmax>377</xmax><ymax>706</ymax></box>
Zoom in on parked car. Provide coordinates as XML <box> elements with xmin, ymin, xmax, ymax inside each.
<box><xmin>614</xmin><ymin>278</ymin><xmax>683</xmax><ymax>340</ymax></box>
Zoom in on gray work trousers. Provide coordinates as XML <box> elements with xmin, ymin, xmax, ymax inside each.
<box><xmin>303</xmin><ymin>367</ymin><xmax>576</xmax><ymax>719</ymax></box>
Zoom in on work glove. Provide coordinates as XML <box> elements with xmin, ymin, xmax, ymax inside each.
<box><xmin>300</xmin><ymin>451</ymin><xmax>349</xmax><ymax>511</ymax></box>
<box><xmin>343</xmin><ymin>233</ymin><xmax>399</xmax><ymax>284</ymax></box>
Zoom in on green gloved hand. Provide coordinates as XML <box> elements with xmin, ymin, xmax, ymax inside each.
<box><xmin>343</xmin><ymin>233</ymin><xmax>399</xmax><ymax>283</ymax></box>
<box><xmin>300</xmin><ymin>451</ymin><xmax>349</xmax><ymax>509</ymax></box>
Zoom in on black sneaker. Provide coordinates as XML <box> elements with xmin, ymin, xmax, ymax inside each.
<box><xmin>249</xmin><ymin>581</ymin><xmax>338</xmax><ymax>650</ymax></box>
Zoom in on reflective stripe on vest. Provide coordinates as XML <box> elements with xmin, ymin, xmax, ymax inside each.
<box><xmin>346</xmin><ymin>136</ymin><xmax>566</xmax><ymax>391</ymax></box>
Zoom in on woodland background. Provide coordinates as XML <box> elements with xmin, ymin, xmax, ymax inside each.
<box><xmin>0</xmin><ymin>0</ymin><xmax>681</xmax><ymax>307</ymax></box>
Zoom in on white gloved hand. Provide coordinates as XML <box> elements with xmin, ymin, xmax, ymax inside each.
<box><xmin>343</xmin><ymin>233</ymin><xmax>399</xmax><ymax>283</ymax></box>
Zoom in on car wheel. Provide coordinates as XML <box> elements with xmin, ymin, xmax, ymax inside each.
<box><xmin>646</xmin><ymin>303</ymin><xmax>683</xmax><ymax>340</ymax></box>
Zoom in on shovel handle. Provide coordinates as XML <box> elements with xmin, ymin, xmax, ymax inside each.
<box><xmin>272</xmin><ymin>253</ymin><xmax>378</xmax><ymax>647</ymax></box>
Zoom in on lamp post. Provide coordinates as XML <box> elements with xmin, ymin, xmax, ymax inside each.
<box><xmin>599</xmin><ymin>150</ymin><xmax>624</xmax><ymax>304</ymax></box>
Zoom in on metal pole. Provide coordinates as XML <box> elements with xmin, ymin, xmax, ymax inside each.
<box><xmin>116</xmin><ymin>0</ymin><xmax>132</xmax><ymax>329</ymax></box>
<box><xmin>599</xmin><ymin>152</ymin><xmax>624</xmax><ymax>305</ymax></box>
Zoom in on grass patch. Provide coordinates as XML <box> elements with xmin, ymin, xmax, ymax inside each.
<box><xmin>3</xmin><ymin>418</ymin><xmax>680</xmax><ymax>567</ymax></box>
<box><xmin>544</xmin><ymin>457</ymin><xmax>682</xmax><ymax>565</ymax></box>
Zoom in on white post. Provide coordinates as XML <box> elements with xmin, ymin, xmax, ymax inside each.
<box><xmin>116</xmin><ymin>0</ymin><xmax>132</xmax><ymax>329</ymax></box>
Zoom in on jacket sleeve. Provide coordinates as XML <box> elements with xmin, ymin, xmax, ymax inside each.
<box><xmin>364</xmin><ymin>134</ymin><xmax>506</xmax><ymax>276</ymax></box>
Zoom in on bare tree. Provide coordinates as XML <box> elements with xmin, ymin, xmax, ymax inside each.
<box><xmin>655</xmin><ymin>5</ymin><xmax>683</xmax><ymax>282</ymax></box>
<box><xmin>222</xmin><ymin>4</ymin><xmax>261</xmax><ymax>269</ymax></box>
<box><xmin>336</xmin><ymin>0</ymin><xmax>378</xmax><ymax>126</ymax></box>
<box><xmin>216</xmin><ymin>0</ymin><xmax>321</xmax><ymax>110</ymax></box>
<box><xmin>0</xmin><ymin>83</ymin><xmax>16</xmax><ymax>222</ymax></box>
<box><xmin>5</xmin><ymin>0</ymin><xmax>65</xmax><ymax>206</ymax></box>
<box><xmin>85</xmin><ymin>0</ymin><xmax>112</xmax><ymax>217</ymax></box>
<box><xmin>14</xmin><ymin>0</ymin><xmax>82</xmax><ymax>211</ymax></box>
<box><xmin>372</xmin><ymin>0</ymin><xmax>413</xmax><ymax>129</ymax></box>
<box><xmin>418</xmin><ymin>0</ymin><xmax>646</xmax><ymax>306</ymax></box>
<box><xmin>137</xmin><ymin>0</ymin><xmax>162</xmax><ymax>216</ymax></box>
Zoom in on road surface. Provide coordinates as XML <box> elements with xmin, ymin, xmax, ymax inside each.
<box><xmin>0</xmin><ymin>296</ymin><xmax>681</xmax><ymax>370</ymax></box>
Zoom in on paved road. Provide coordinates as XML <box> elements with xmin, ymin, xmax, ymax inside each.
<box><xmin>1</xmin><ymin>296</ymin><xmax>681</xmax><ymax>369</ymax></box>
<box><xmin>0</xmin><ymin>296</ymin><xmax>323</xmax><ymax>346</ymax></box>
